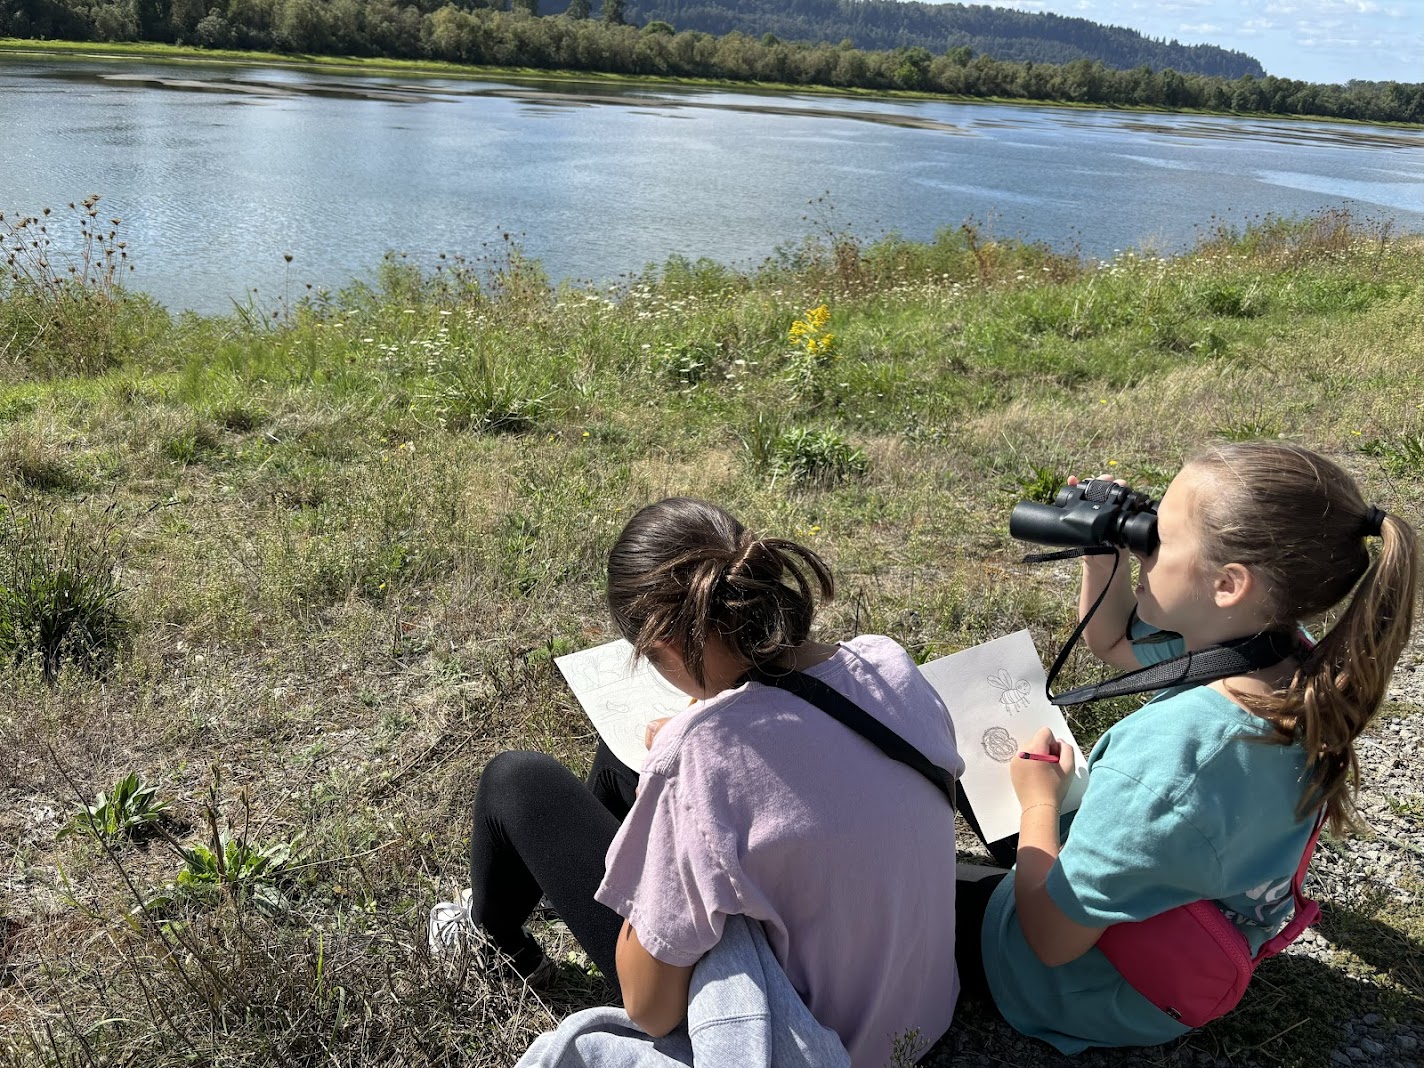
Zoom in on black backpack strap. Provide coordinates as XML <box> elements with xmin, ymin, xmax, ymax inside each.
<box><xmin>742</xmin><ymin>668</ymin><xmax>957</xmax><ymax>810</ymax></box>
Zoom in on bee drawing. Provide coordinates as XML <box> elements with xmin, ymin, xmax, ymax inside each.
<box><xmin>987</xmin><ymin>668</ymin><xmax>1031</xmax><ymax>715</ymax></box>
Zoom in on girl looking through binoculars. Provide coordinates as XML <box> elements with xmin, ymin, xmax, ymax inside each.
<box><xmin>960</xmin><ymin>441</ymin><xmax>1418</xmax><ymax>1051</ymax></box>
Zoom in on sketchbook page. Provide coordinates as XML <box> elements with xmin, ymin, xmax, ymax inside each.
<box><xmin>555</xmin><ymin>639</ymin><xmax>691</xmax><ymax>771</ymax></box>
<box><xmin>918</xmin><ymin>630</ymin><xmax>1090</xmax><ymax>845</ymax></box>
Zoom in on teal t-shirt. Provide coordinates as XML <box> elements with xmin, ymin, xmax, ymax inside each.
<box><xmin>981</xmin><ymin>631</ymin><xmax>1316</xmax><ymax>1054</ymax></box>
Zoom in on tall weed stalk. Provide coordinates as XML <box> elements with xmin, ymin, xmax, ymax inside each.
<box><xmin>0</xmin><ymin>197</ymin><xmax>154</xmax><ymax>377</ymax></box>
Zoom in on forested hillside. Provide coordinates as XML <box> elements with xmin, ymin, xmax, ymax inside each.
<box><xmin>618</xmin><ymin>1</ymin><xmax>1264</xmax><ymax>78</ymax></box>
<box><xmin>4</xmin><ymin>0</ymin><xmax>1263</xmax><ymax>79</ymax></box>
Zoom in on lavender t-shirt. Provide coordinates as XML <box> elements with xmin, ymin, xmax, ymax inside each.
<box><xmin>595</xmin><ymin>635</ymin><xmax>964</xmax><ymax>1068</ymax></box>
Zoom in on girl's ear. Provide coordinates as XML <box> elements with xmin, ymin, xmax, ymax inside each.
<box><xmin>1212</xmin><ymin>562</ymin><xmax>1254</xmax><ymax>609</ymax></box>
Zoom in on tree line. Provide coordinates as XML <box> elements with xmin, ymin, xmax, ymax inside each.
<box><xmin>2</xmin><ymin>1</ymin><xmax>1420</xmax><ymax>125</ymax></box>
<box><xmin>622</xmin><ymin>1</ymin><xmax>1265</xmax><ymax>79</ymax></box>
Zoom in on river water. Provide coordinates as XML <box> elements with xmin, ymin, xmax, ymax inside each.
<box><xmin>3</xmin><ymin>52</ymin><xmax>1423</xmax><ymax>314</ymax></box>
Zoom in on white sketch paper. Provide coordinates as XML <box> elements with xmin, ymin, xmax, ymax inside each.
<box><xmin>555</xmin><ymin>639</ymin><xmax>691</xmax><ymax>771</ymax></box>
<box><xmin>557</xmin><ymin>630</ymin><xmax>1087</xmax><ymax>841</ymax></box>
<box><xmin>918</xmin><ymin>630</ymin><xmax>1089</xmax><ymax>844</ymax></box>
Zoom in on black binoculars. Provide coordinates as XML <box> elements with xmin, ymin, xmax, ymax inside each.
<box><xmin>1009</xmin><ymin>479</ymin><xmax>1160</xmax><ymax>554</ymax></box>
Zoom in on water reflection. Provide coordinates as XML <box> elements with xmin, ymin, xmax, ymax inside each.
<box><xmin>3</xmin><ymin>52</ymin><xmax>1422</xmax><ymax>313</ymax></box>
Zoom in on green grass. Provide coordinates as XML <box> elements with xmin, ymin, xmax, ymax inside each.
<box><xmin>1</xmin><ymin>210</ymin><xmax>1422</xmax><ymax>1066</ymax></box>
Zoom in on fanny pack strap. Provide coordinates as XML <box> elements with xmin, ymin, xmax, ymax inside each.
<box><xmin>1257</xmin><ymin>811</ymin><xmax>1326</xmax><ymax>960</ymax></box>
<box><xmin>1024</xmin><ymin>546</ymin><xmax>1304</xmax><ymax>706</ymax></box>
<box><xmin>740</xmin><ymin>668</ymin><xmax>957</xmax><ymax>811</ymax></box>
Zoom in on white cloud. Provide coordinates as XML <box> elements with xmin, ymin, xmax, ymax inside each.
<box><xmin>1276</xmin><ymin>0</ymin><xmax>1383</xmax><ymax>13</ymax></box>
<box><xmin>1296</xmin><ymin>33</ymin><xmax>1386</xmax><ymax>47</ymax></box>
<box><xmin>1179</xmin><ymin>22</ymin><xmax>1224</xmax><ymax>33</ymax></box>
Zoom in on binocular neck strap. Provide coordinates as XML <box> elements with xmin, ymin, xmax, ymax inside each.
<box><xmin>1024</xmin><ymin>547</ymin><xmax>1303</xmax><ymax>706</ymax></box>
<box><xmin>1029</xmin><ymin>546</ymin><xmax>1123</xmax><ymax>704</ymax></box>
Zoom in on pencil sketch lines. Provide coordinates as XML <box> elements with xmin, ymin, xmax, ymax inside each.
<box><xmin>987</xmin><ymin>668</ymin><xmax>1031</xmax><ymax>715</ymax></box>
<box><xmin>982</xmin><ymin>726</ymin><xmax>1019</xmax><ymax>764</ymax></box>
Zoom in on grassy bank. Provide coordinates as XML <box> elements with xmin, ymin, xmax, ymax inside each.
<box><xmin>1</xmin><ymin>209</ymin><xmax>1422</xmax><ymax>1066</ymax></box>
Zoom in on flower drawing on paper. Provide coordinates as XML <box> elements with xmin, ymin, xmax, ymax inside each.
<box><xmin>982</xmin><ymin>726</ymin><xmax>1019</xmax><ymax>764</ymax></box>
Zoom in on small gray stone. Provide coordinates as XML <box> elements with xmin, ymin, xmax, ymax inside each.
<box><xmin>1345</xmin><ymin>1047</ymin><xmax>1366</xmax><ymax>1062</ymax></box>
<box><xmin>1360</xmin><ymin>1037</ymin><xmax>1385</xmax><ymax>1055</ymax></box>
<box><xmin>1330</xmin><ymin>1052</ymin><xmax>1352</xmax><ymax>1066</ymax></box>
<box><xmin>1363</xmin><ymin>1012</ymin><xmax>1382</xmax><ymax>1025</ymax></box>
<box><xmin>1398</xmin><ymin>1035</ymin><xmax>1418</xmax><ymax>1051</ymax></box>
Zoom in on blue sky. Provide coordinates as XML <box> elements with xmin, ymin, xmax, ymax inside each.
<box><xmin>955</xmin><ymin>1</ymin><xmax>1422</xmax><ymax>84</ymax></box>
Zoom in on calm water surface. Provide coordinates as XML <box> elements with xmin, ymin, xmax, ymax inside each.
<box><xmin>4</xmin><ymin>54</ymin><xmax>1423</xmax><ymax>314</ymax></box>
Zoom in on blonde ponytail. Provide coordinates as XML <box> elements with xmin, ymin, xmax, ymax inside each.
<box><xmin>1188</xmin><ymin>444</ymin><xmax>1420</xmax><ymax>833</ymax></box>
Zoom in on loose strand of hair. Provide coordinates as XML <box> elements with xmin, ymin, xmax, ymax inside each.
<box><xmin>681</xmin><ymin>553</ymin><xmax>736</xmax><ymax>687</ymax></box>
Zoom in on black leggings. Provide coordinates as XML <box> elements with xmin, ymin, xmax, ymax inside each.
<box><xmin>467</xmin><ymin>741</ymin><xmax>636</xmax><ymax>990</ymax></box>
<box><xmin>469</xmin><ymin>741</ymin><xmax>1011</xmax><ymax>1003</ymax></box>
<box><xmin>954</xmin><ymin>870</ymin><xmax>1008</xmax><ymax>1005</ymax></box>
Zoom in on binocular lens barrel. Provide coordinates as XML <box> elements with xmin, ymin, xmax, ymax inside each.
<box><xmin>1009</xmin><ymin>496</ymin><xmax>1160</xmax><ymax>554</ymax></box>
<box><xmin>1009</xmin><ymin>502</ymin><xmax>1089</xmax><ymax>547</ymax></box>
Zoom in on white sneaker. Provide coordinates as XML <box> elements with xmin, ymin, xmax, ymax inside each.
<box><xmin>428</xmin><ymin>887</ymin><xmax>476</xmax><ymax>955</ymax></box>
<box><xmin>426</xmin><ymin>887</ymin><xmax>557</xmax><ymax>990</ymax></box>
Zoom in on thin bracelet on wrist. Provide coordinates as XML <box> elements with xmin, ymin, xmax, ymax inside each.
<box><xmin>1020</xmin><ymin>802</ymin><xmax>1059</xmax><ymax>818</ymax></box>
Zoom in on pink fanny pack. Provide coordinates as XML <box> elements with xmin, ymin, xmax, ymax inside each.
<box><xmin>1095</xmin><ymin>815</ymin><xmax>1324</xmax><ymax>1028</ymax></box>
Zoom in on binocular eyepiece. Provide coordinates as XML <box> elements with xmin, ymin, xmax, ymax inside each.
<box><xmin>1010</xmin><ymin>478</ymin><xmax>1160</xmax><ymax>554</ymax></box>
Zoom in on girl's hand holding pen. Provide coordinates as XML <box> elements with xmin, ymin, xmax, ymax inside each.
<box><xmin>643</xmin><ymin>717</ymin><xmax>672</xmax><ymax>750</ymax></box>
<box><xmin>643</xmin><ymin>696</ymin><xmax>699</xmax><ymax>750</ymax></box>
<box><xmin>1010</xmin><ymin>725</ymin><xmax>1076</xmax><ymax>808</ymax></box>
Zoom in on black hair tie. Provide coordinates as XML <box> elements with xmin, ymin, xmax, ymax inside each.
<box><xmin>1361</xmin><ymin>506</ymin><xmax>1387</xmax><ymax>538</ymax></box>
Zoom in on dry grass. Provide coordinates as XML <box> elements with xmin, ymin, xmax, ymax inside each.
<box><xmin>2</xmin><ymin>210</ymin><xmax>1422</xmax><ymax>1066</ymax></box>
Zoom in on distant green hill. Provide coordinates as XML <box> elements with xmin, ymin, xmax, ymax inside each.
<box><xmin>610</xmin><ymin>0</ymin><xmax>1265</xmax><ymax>78</ymax></box>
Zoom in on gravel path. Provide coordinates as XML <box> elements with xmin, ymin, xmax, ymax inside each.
<box><xmin>926</xmin><ymin>635</ymin><xmax>1424</xmax><ymax>1068</ymax></box>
